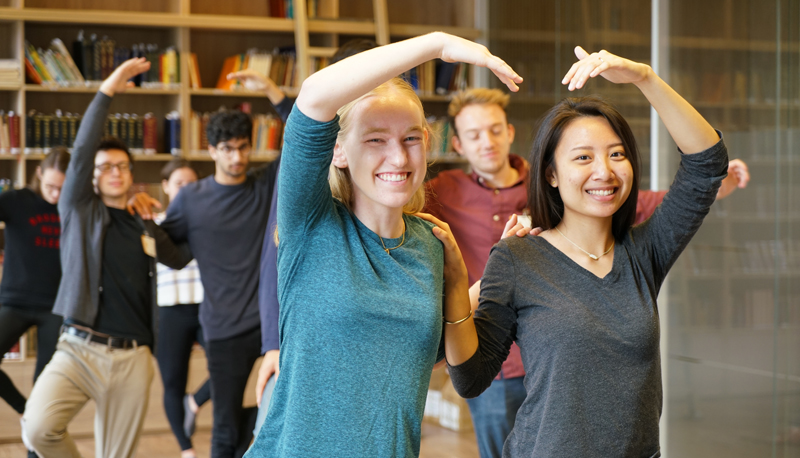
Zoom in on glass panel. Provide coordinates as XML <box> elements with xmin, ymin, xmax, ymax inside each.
<box><xmin>664</xmin><ymin>0</ymin><xmax>800</xmax><ymax>456</ymax></box>
<box><xmin>486</xmin><ymin>0</ymin><xmax>652</xmax><ymax>188</ymax></box>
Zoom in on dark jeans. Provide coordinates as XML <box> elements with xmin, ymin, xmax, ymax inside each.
<box><xmin>156</xmin><ymin>304</ymin><xmax>211</xmax><ymax>451</ymax></box>
<box><xmin>207</xmin><ymin>326</ymin><xmax>261</xmax><ymax>458</ymax></box>
<box><xmin>465</xmin><ymin>376</ymin><xmax>527</xmax><ymax>458</ymax></box>
<box><xmin>0</xmin><ymin>304</ymin><xmax>62</xmax><ymax>414</ymax></box>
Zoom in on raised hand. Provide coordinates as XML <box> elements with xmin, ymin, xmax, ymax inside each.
<box><xmin>562</xmin><ymin>46</ymin><xmax>650</xmax><ymax>91</ymax></box>
<box><xmin>717</xmin><ymin>159</ymin><xmax>750</xmax><ymax>200</ymax></box>
<box><xmin>228</xmin><ymin>69</ymin><xmax>286</xmax><ymax>105</ymax></box>
<box><xmin>99</xmin><ymin>57</ymin><xmax>151</xmax><ymax>97</ymax></box>
<box><xmin>438</xmin><ymin>33</ymin><xmax>522</xmax><ymax>92</ymax></box>
<box><xmin>228</xmin><ymin>69</ymin><xmax>273</xmax><ymax>92</ymax></box>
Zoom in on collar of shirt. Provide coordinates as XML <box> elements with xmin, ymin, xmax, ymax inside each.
<box><xmin>470</xmin><ymin>154</ymin><xmax>529</xmax><ymax>190</ymax></box>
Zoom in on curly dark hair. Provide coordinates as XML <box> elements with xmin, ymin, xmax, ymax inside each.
<box><xmin>95</xmin><ymin>136</ymin><xmax>133</xmax><ymax>163</ymax></box>
<box><xmin>206</xmin><ymin>111</ymin><xmax>253</xmax><ymax>147</ymax></box>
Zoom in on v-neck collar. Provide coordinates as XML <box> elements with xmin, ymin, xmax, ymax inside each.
<box><xmin>532</xmin><ymin>235</ymin><xmax>622</xmax><ymax>284</ymax></box>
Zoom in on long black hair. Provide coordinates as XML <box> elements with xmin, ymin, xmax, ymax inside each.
<box><xmin>527</xmin><ymin>96</ymin><xmax>641</xmax><ymax>241</ymax></box>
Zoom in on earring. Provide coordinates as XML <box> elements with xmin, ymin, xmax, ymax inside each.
<box><xmin>551</xmin><ymin>181</ymin><xmax>556</xmax><ymax>186</ymax></box>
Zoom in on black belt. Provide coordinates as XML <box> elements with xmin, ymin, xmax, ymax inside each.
<box><xmin>62</xmin><ymin>325</ymin><xmax>138</xmax><ymax>350</ymax></box>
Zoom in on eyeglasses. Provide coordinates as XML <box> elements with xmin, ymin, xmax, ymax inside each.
<box><xmin>95</xmin><ymin>162</ymin><xmax>133</xmax><ymax>173</ymax></box>
<box><xmin>216</xmin><ymin>143</ymin><xmax>252</xmax><ymax>156</ymax></box>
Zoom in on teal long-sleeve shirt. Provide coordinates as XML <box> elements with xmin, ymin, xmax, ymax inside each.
<box><xmin>247</xmin><ymin>106</ymin><xmax>445</xmax><ymax>458</ymax></box>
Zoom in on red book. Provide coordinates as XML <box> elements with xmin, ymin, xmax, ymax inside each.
<box><xmin>143</xmin><ymin>113</ymin><xmax>157</xmax><ymax>154</ymax></box>
<box><xmin>8</xmin><ymin>112</ymin><xmax>20</xmax><ymax>153</ymax></box>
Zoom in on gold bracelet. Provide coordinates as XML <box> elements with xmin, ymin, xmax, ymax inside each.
<box><xmin>443</xmin><ymin>309</ymin><xmax>473</xmax><ymax>325</ymax></box>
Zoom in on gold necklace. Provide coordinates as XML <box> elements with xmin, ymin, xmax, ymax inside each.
<box><xmin>379</xmin><ymin>222</ymin><xmax>406</xmax><ymax>255</ymax></box>
<box><xmin>555</xmin><ymin>226</ymin><xmax>614</xmax><ymax>261</ymax></box>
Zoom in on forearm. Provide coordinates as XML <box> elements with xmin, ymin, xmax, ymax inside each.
<box><xmin>59</xmin><ymin>92</ymin><xmax>112</xmax><ymax>208</ymax></box>
<box><xmin>148</xmin><ymin>222</ymin><xmax>192</xmax><ymax>269</ymax></box>
<box><xmin>296</xmin><ymin>33</ymin><xmax>443</xmax><ymax>122</ymax></box>
<box><xmin>443</xmin><ymin>277</ymin><xmax>479</xmax><ymax>366</ymax></box>
<box><xmin>635</xmin><ymin>69</ymin><xmax>719</xmax><ymax>154</ymax></box>
<box><xmin>266</xmin><ymin>84</ymin><xmax>286</xmax><ymax>106</ymax></box>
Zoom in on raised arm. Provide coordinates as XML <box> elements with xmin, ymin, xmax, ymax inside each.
<box><xmin>562</xmin><ymin>46</ymin><xmax>719</xmax><ymax>154</ymax></box>
<box><xmin>227</xmin><ymin>69</ymin><xmax>294</xmax><ymax>123</ymax></box>
<box><xmin>59</xmin><ymin>58</ymin><xmax>150</xmax><ymax>212</ymax></box>
<box><xmin>295</xmin><ymin>32</ymin><xmax>522</xmax><ymax>123</ymax></box>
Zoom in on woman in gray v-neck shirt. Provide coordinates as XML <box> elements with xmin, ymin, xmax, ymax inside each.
<box><xmin>432</xmin><ymin>48</ymin><xmax>729</xmax><ymax>458</ymax></box>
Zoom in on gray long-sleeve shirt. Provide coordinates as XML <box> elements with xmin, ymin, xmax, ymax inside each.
<box><xmin>54</xmin><ymin>92</ymin><xmax>191</xmax><ymax>347</ymax></box>
<box><xmin>449</xmin><ymin>137</ymin><xmax>728</xmax><ymax>458</ymax></box>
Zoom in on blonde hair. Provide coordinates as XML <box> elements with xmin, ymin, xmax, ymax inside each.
<box><xmin>329</xmin><ymin>77</ymin><xmax>428</xmax><ymax>214</ymax></box>
<box><xmin>447</xmin><ymin>88</ymin><xmax>510</xmax><ymax>137</ymax></box>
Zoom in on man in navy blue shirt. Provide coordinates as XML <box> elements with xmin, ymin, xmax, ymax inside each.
<box><xmin>139</xmin><ymin>111</ymin><xmax>280</xmax><ymax>458</ymax></box>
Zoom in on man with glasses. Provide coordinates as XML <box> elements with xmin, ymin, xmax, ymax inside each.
<box><xmin>22</xmin><ymin>58</ymin><xmax>191</xmax><ymax>458</ymax></box>
<box><xmin>143</xmin><ymin>108</ymin><xmax>280</xmax><ymax>458</ymax></box>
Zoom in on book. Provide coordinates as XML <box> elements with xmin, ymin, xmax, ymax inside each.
<box><xmin>216</xmin><ymin>54</ymin><xmax>241</xmax><ymax>90</ymax></box>
<box><xmin>143</xmin><ymin>113</ymin><xmax>157</xmax><ymax>154</ymax></box>
<box><xmin>164</xmin><ymin>111</ymin><xmax>181</xmax><ymax>155</ymax></box>
<box><xmin>50</xmin><ymin>38</ymin><xmax>84</xmax><ymax>82</ymax></box>
<box><xmin>72</xmin><ymin>30</ymin><xmax>95</xmax><ymax>81</ymax></box>
<box><xmin>188</xmin><ymin>53</ymin><xmax>202</xmax><ymax>89</ymax></box>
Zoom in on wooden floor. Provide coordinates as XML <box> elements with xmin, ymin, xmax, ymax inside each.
<box><xmin>0</xmin><ymin>348</ymin><xmax>478</xmax><ymax>457</ymax></box>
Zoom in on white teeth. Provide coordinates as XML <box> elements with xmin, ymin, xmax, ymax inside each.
<box><xmin>377</xmin><ymin>173</ymin><xmax>408</xmax><ymax>182</ymax></box>
<box><xmin>587</xmin><ymin>189</ymin><xmax>615</xmax><ymax>196</ymax></box>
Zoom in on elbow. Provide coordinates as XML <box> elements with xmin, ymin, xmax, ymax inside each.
<box><xmin>448</xmin><ymin>367</ymin><xmax>491</xmax><ymax>399</ymax></box>
<box><xmin>295</xmin><ymin>74</ymin><xmax>324</xmax><ymax>111</ymax></box>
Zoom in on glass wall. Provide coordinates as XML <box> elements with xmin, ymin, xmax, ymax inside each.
<box><xmin>485</xmin><ymin>1</ymin><xmax>799</xmax><ymax>456</ymax></box>
<box><xmin>662</xmin><ymin>0</ymin><xmax>800</xmax><ymax>456</ymax></box>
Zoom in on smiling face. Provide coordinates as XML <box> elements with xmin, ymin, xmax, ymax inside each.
<box><xmin>452</xmin><ymin>103</ymin><xmax>515</xmax><ymax>176</ymax></box>
<box><xmin>548</xmin><ymin>116</ymin><xmax>633</xmax><ymax>225</ymax></box>
<box><xmin>332</xmin><ymin>90</ymin><xmax>428</xmax><ymax>215</ymax></box>
<box><xmin>94</xmin><ymin>149</ymin><xmax>133</xmax><ymax>199</ymax></box>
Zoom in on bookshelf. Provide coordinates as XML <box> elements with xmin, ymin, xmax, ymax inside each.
<box><xmin>0</xmin><ymin>0</ymin><xmax>483</xmax><ymax>190</ymax></box>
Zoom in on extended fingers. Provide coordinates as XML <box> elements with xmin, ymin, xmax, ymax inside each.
<box><xmin>487</xmin><ymin>56</ymin><xmax>523</xmax><ymax>92</ymax></box>
<box><xmin>563</xmin><ymin>47</ymin><xmax>609</xmax><ymax>90</ymax></box>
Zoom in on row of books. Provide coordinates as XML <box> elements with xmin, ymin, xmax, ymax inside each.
<box><xmin>0</xmin><ymin>60</ymin><xmax>20</xmax><ymax>88</ymax></box>
<box><xmin>25</xmin><ymin>34</ymin><xmax>180</xmax><ymax>88</ymax></box>
<box><xmin>401</xmin><ymin>61</ymin><xmax>470</xmax><ymax>96</ymax></box>
<box><xmin>0</xmin><ymin>111</ymin><xmax>21</xmax><ymax>154</ymax></box>
<box><xmin>671</xmin><ymin>63</ymin><xmax>800</xmax><ymax>105</ymax></box>
<box><xmin>679</xmin><ymin>288</ymin><xmax>800</xmax><ymax>329</ymax></box>
<box><xmin>731</xmin><ymin>289</ymin><xmax>800</xmax><ymax>329</ymax></box>
<box><xmin>188</xmin><ymin>110</ymin><xmax>283</xmax><ymax>158</ymax></box>
<box><xmin>24</xmin><ymin>111</ymin><xmax>83</xmax><ymax>154</ymax></box>
<box><xmin>268</xmin><ymin>0</ymin><xmax>320</xmax><ymax>18</ymax></box>
<box><xmin>683</xmin><ymin>239</ymin><xmax>800</xmax><ymax>276</ymax></box>
<box><xmin>726</xmin><ymin>128</ymin><xmax>800</xmax><ymax>162</ymax></box>
<box><xmin>20</xmin><ymin>110</ymin><xmax>169</xmax><ymax>155</ymax></box>
<box><xmin>215</xmin><ymin>48</ymin><xmax>313</xmax><ymax>91</ymax></box>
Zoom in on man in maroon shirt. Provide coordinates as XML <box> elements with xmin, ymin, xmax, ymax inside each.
<box><xmin>425</xmin><ymin>88</ymin><xmax>750</xmax><ymax>458</ymax></box>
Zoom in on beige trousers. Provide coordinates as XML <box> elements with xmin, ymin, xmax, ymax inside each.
<box><xmin>22</xmin><ymin>332</ymin><xmax>154</xmax><ymax>458</ymax></box>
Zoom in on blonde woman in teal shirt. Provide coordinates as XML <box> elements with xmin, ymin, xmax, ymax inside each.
<box><xmin>245</xmin><ymin>33</ymin><xmax>521</xmax><ymax>457</ymax></box>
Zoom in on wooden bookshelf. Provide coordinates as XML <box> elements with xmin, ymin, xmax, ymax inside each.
<box><xmin>0</xmin><ymin>0</ymin><xmax>482</xmax><ymax>189</ymax></box>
